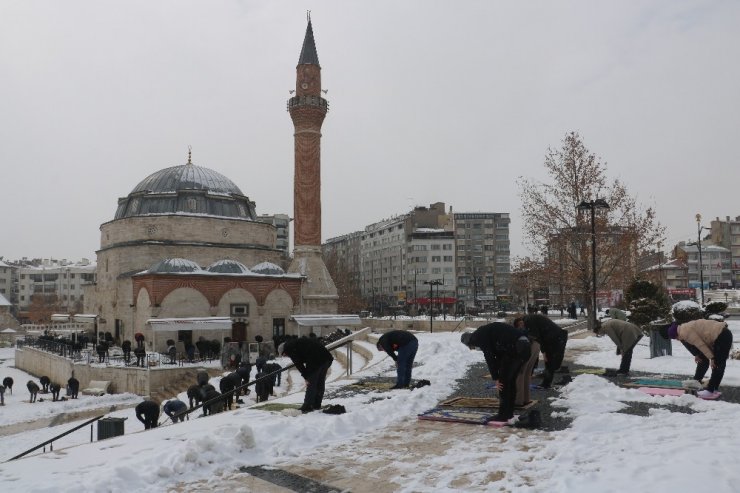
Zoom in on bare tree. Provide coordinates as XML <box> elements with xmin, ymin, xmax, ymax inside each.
<box><xmin>27</xmin><ymin>293</ymin><xmax>61</xmax><ymax>324</ymax></box>
<box><xmin>517</xmin><ymin>132</ymin><xmax>664</xmax><ymax>306</ymax></box>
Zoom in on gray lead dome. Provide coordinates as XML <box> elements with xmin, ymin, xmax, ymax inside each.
<box><xmin>114</xmin><ymin>163</ymin><xmax>257</xmax><ymax>220</ymax></box>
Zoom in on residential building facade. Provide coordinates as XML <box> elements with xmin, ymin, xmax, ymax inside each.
<box><xmin>674</xmin><ymin>241</ymin><xmax>732</xmax><ymax>289</ymax></box>
<box><xmin>709</xmin><ymin>215</ymin><xmax>740</xmax><ymax>287</ymax></box>
<box><xmin>453</xmin><ymin>212</ymin><xmax>511</xmax><ymax>310</ymax></box>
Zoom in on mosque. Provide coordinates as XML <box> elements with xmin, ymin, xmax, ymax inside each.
<box><xmin>83</xmin><ymin>18</ymin><xmax>339</xmax><ymax>352</ymax></box>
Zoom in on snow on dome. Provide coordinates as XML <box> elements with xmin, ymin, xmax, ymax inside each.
<box><xmin>146</xmin><ymin>258</ymin><xmax>203</xmax><ymax>274</ymax></box>
<box><xmin>251</xmin><ymin>262</ymin><xmax>285</xmax><ymax>275</ymax></box>
<box><xmin>206</xmin><ymin>260</ymin><xmax>252</xmax><ymax>274</ymax></box>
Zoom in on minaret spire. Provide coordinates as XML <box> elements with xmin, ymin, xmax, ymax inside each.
<box><xmin>287</xmin><ymin>15</ymin><xmax>337</xmax><ymax>313</ymax></box>
<box><xmin>186</xmin><ymin>145</ymin><xmax>192</xmax><ymax>165</ymax></box>
<box><xmin>298</xmin><ymin>13</ymin><xmax>320</xmax><ymax>67</ymax></box>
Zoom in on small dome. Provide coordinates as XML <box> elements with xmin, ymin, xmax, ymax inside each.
<box><xmin>206</xmin><ymin>260</ymin><xmax>252</xmax><ymax>274</ymax></box>
<box><xmin>251</xmin><ymin>261</ymin><xmax>285</xmax><ymax>275</ymax></box>
<box><xmin>146</xmin><ymin>258</ymin><xmax>203</xmax><ymax>274</ymax></box>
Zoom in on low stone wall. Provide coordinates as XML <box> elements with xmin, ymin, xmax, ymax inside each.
<box><xmin>14</xmin><ymin>347</ymin><xmax>206</xmax><ymax>397</ymax></box>
<box><xmin>361</xmin><ymin>318</ymin><xmax>491</xmax><ymax>333</ymax></box>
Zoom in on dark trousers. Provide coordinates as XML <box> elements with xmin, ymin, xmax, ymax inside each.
<box><xmin>540</xmin><ymin>331</ymin><xmax>568</xmax><ymax>388</ymax></box>
<box><xmin>497</xmin><ymin>355</ymin><xmax>526</xmax><ymax>419</ymax></box>
<box><xmin>396</xmin><ymin>339</ymin><xmax>419</xmax><ymax>387</ymax></box>
<box><xmin>619</xmin><ymin>336</ymin><xmax>643</xmax><ymax>373</ymax></box>
<box><xmin>303</xmin><ymin>360</ymin><xmax>332</xmax><ymax>411</ymax></box>
<box><xmin>693</xmin><ymin>328</ymin><xmax>733</xmax><ymax>391</ymax></box>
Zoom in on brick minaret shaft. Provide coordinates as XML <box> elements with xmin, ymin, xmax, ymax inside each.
<box><xmin>287</xmin><ymin>16</ymin><xmax>338</xmax><ymax>312</ymax></box>
<box><xmin>289</xmin><ymin>17</ymin><xmax>326</xmax><ymax>247</ymax></box>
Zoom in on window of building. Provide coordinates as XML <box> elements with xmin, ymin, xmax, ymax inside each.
<box><xmin>444</xmin><ymin>256</ymin><xmax>453</xmax><ymax>262</ymax></box>
<box><xmin>443</xmin><ymin>244</ymin><xmax>453</xmax><ymax>250</ymax></box>
<box><xmin>432</xmin><ymin>268</ymin><xmax>441</xmax><ymax>274</ymax></box>
<box><xmin>431</xmin><ymin>244</ymin><xmax>441</xmax><ymax>250</ymax></box>
<box><xmin>431</xmin><ymin>256</ymin><xmax>441</xmax><ymax>262</ymax></box>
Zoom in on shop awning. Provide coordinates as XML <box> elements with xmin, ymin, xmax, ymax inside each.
<box><xmin>407</xmin><ymin>297</ymin><xmax>457</xmax><ymax>305</ymax></box>
<box><xmin>146</xmin><ymin>317</ymin><xmax>233</xmax><ymax>331</ymax></box>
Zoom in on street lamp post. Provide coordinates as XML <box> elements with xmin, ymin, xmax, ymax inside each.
<box><xmin>423</xmin><ymin>279</ymin><xmax>442</xmax><ymax>333</ymax></box>
<box><xmin>577</xmin><ymin>198</ymin><xmax>610</xmax><ymax>330</ymax></box>
<box><xmin>696</xmin><ymin>214</ymin><xmax>706</xmax><ymax>305</ymax></box>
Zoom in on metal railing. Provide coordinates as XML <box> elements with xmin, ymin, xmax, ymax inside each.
<box><xmin>6</xmin><ymin>415</ymin><xmax>105</xmax><ymax>462</ymax></box>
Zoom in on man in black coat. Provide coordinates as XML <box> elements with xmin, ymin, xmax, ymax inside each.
<box><xmin>376</xmin><ymin>330</ymin><xmax>419</xmax><ymax>389</ymax></box>
<box><xmin>27</xmin><ymin>380</ymin><xmax>40</xmax><ymax>403</ymax></box>
<box><xmin>67</xmin><ymin>377</ymin><xmax>80</xmax><ymax>399</ymax></box>
<box><xmin>3</xmin><ymin>376</ymin><xmax>13</xmax><ymax>395</ymax></box>
<box><xmin>218</xmin><ymin>372</ymin><xmax>241</xmax><ymax>410</ymax></box>
<box><xmin>39</xmin><ymin>376</ymin><xmax>51</xmax><ymax>393</ymax></box>
<box><xmin>279</xmin><ymin>337</ymin><xmax>334</xmax><ymax>413</ymax></box>
<box><xmin>50</xmin><ymin>382</ymin><xmax>61</xmax><ymax>401</ymax></box>
<box><xmin>461</xmin><ymin>322</ymin><xmax>531</xmax><ymax>422</ymax></box>
<box><xmin>135</xmin><ymin>400</ymin><xmax>160</xmax><ymax>429</ymax></box>
<box><xmin>522</xmin><ymin>314</ymin><xmax>569</xmax><ymax>388</ymax></box>
<box><xmin>163</xmin><ymin>399</ymin><xmax>188</xmax><ymax>423</ymax></box>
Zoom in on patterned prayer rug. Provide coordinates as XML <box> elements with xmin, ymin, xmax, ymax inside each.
<box><xmin>635</xmin><ymin>387</ymin><xmax>685</xmax><ymax>397</ymax></box>
<box><xmin>624</xmin><ymin>378</ymin><xmax>685</xmax><ymax>389</ymax></box>
<box><xmin>439</xmin><ymin>397</ymin><xmax>537</xmax><ymax>410</ymax></box>
<box><xmin>417</xmin><ymin>407</ymin><xmax>496</xmax><ymax>425</ymax></box>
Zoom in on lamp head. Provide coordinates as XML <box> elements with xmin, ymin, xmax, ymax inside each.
<box><xmin>593</xmin><ymin>198</ymin><xmax>610</xmax><ymax>209</ymax></box>
<box><xmin>696</xmin><ymin>213</ymin><xmax>702</xmax><ymax>223</ymax></box>
<box><xmin>577</xmin><ymin>200</ymin><xmax>591</xmax><ymax>211</ymax></box>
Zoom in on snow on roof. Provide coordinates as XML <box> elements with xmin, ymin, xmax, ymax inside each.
<box><xmin>251</xmin><ymin>262</ymin><xmax>285</xmax><ymax>275</ymax></box>
<box><xmin>0</xmin><ymin>292</ymin><xmax>11</xmax><ymax>306</ymax></box>
<box><xmin>291</xmin><ymin>314</ymin><xmax>362</xmax><ymax>326</ymax></box>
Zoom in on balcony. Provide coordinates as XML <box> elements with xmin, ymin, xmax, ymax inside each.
<box><xmin>287</xmin><ymin>95</ymin><xmax>329</xmax><ymax>112</ymax></box>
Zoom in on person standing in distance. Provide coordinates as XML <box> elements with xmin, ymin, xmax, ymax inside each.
<box><xmin>376</xmin><ymin>330</ymin><xmax>419</xmax><ymax>389</ymax></box>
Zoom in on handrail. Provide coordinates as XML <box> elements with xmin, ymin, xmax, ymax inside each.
<box><xmin>6</xmin><ymin>414</ymin><xmax>106</xmax><ymax>462</ymax></box>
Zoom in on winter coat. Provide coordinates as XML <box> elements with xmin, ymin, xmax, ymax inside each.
<box><xmin>522</xmin><ymin>314</ymin><xmax>567</xmax><ymax>353</ymax></box>
<box><xmin>608</xmin><ymin>308</ymin><xmax>628</xmax><ymax>321</ymax></box>
<box><xmin>467</xmin><ymin>323</ymin><xmax>531</xmax><ymax>380</ymax></box>
<box><xmin>163</xmin><ymin>399</ymin><xmax>188</xmax><ymax>417</ymax></box>
<box><xmin>282</xmin><ymin>337</ymin><xmax>334</xmax><ymax>379</ymax></box>
<box><xmin>377</xmin><ymin>330</ymin><xmax>418</xmax><ymax>361</ymax></box>
<box><xmin>601</xmin><ymin>319</ymin><xmax>643</xmax><ymax>353</ymax></box>
<box><xmin>678</xmin><ymin>319</ymin><xmax>728</xmax><ymax>360</ymax></box>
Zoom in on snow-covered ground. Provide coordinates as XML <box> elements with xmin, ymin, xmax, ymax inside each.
<box><xmin>1</xmin><ymin>322</ymin><xmax>740</xmax><ymax>492</ymax></box>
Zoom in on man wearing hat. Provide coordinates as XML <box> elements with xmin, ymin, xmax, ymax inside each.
<box><xmin>279</xmin><ymin>337</ymin><xmax>334</xmax><ymax>413</ymax></box>
<box><xmin>662</xmin><ymin>319</ymin><xmax>732</xmax><ymax>399</ymax></box>
<box><xmin>461</xmin><ymin>322</ymin><xmax>532</xmax><ymax>422</ymax></box>
<box><xmin>593</xmin><ymin>318</ymin><xmax>643</xmax><ymax>375</ymax></box>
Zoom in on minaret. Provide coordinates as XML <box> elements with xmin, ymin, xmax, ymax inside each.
<box><xmin>287</xmin><ymin>15</ymin><xmax>338</xmax><ymax>313</ymax></box>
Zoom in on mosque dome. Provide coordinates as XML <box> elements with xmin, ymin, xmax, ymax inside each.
<box><xmin>114</xmin><ymin>157</ymin><xmax>257</xmax><ymax>220</ymax></box>
<box><xmin>251</xmin><ymin>261</ymin><xmax>285</xmax><ymax>275</ymax></box>
<box><xmin>206</xmin><ymin>260</ymin><xmax>252</xmax><ymax>274</ymax></box>
<box><xmin>145</xmin><ymin>258</ymin><xmax>203</xmax><ymax>274</ymax></box>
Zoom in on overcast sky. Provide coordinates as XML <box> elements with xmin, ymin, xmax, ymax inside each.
<box><xmin>1</xmin><ymin>0</ymin><xmax>738</xmax><ymax>263</ymax></box>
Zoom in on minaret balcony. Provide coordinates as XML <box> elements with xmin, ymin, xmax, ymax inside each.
<box><xmin>287</xmin><ymin>95</ymin><xmax>329</xmax><ymax>112</ymax></box>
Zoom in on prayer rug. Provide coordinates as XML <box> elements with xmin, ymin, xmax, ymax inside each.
<box><xmin>624</xmin><ymin>378</ymin><xmax>685</xmax><ymax>389</ymax></box>
<box><xmin>347</xmin><ymin>380</ymin><xmax>396</xmax><ymax>391</ymax></box>
<box><xmin>571</xmin><ymin>368</ymin><xmax>606</xmax><ymax>375</ymax></box>
<box><xmin>440</xmin><ymin>397</ymin><xmax>537</xmax><ymax>410</ymax></box>
<box><xmin>417</xmin><ymin>408</ymin><xmax>495</xmax><ymax>425</ymax></box>
<box><xmin>635</xmin><ymin>387</ymin><xmax>685</xmax><ymax>397</ymax></box>
<box><xmin>251</xmin><ymin>403</ymin><xmax>304</xmax><ymax>412</ymax></box>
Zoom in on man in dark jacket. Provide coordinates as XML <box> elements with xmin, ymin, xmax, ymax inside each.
<box><xmin>461</xmin><ymin>323</ymin><xmax>531</xmax><ymax>422</ymax></box>
<box><xmin>27</xmin><ymin>380</ymin><xmax>40</xmax><ymax>403</ymax></box>
<box><xmin>279</xmin><ymin>337</ymin><xmax>334</xmax><ymax>413</ymax></box>
<box><xmin>67</xmin><ymin>377</ymin><xmax>79</xmax><ymax>399</ymax></box>
<box><xmin>135</xmin><ymin>400</ymin><xmax>160</xmax><ymax>429</ymax></box>
<box><xmin>376</xmin><ymin>330</ymin><xmax>419</xmax><ymax>389</ymax></box>
<box><xmin>522</xmin><ymin>314</ymin><xmax>569</xmax><ymax>388</ymax></box>
<box><xmin>163</xmin><ymin>399</ymin><xmax>188</xmax><ymax>423</ymax></box>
